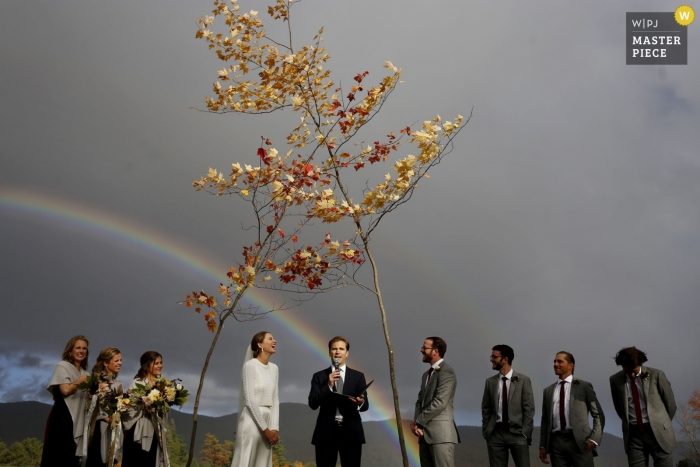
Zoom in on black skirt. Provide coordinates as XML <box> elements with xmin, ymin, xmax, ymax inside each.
<box><xmin>41</xmin><ymin>390</ymin><xmax>80</xmax><ymax>467</ymax></box>
<box><xmin>121</xmin><ymin>426</ymin><xmax>158</xmax><ymax>467</ymax></box>
<box><xmin>85</xmin><ymin>420</ymin><xmax>106</xmax><ymax>467</ymax></box>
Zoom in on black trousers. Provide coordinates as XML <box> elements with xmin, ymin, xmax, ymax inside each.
<box><xmin>315</xmin><ymin>423</ymin><xmax>362</xmax><ymax>467</ymax></box>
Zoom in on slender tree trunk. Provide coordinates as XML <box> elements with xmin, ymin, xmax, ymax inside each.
<box><xmin>186</xmin><ymin>321</ymin><xmax>225</xmax><ymax>467</ymax></box>
<box><xmin>364</xmin><ymin>243</ymin><xmax>410</xmax><ymax>467</ymax></box>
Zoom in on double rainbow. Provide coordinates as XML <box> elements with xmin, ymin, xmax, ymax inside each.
<box><xmin>0</xmin><ymin>185</ymin><xmax>422</xmax><ymax>466</ymax></box>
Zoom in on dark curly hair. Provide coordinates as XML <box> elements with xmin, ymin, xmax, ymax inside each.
<box><xmin>614</xmin><ymin>347</ymin><xmax>648</xmax><ymax>368</ymax></box>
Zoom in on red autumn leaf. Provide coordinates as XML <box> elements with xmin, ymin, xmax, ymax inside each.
<box><xmin>258</xmin><ymin>147</ymin><xmax>270</xmax><ymax>166</ymax></box>
<box><xmin>267</xmin><ymin>225</ymin><xmax>274</xmax><ymax>234</ymax></box>
<box><xmin>292</xmin><ymin>235</ymin><xmax>298</xmax><ymax>243</ymax></box>
<box><xmin>278</xmin><ymin>228</ymin><xmax>285</xmax><ymax>237</ymax></box>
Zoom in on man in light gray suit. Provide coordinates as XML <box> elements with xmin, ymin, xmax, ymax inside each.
<box><xmin>539</xmin><ymin>351</ymin><xmax>605</xmax><ymax>467</ymax></box>
<box><xmin>411</xmin><ymin>336</ymin><xmax>460</xmax><ymax>467</ymax></box>
<box><xmin>609</xmin><ymin>347</ymin><xmax>677</xmax><ymax>467</ymax></box>
<box><xmin>482</xmin><ymin>344</ymin><xmax>535</xmax><ymax>467</ymax></box>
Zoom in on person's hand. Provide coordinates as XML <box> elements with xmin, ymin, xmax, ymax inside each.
<box><xmin>76</xmin><ymin>374</ymin><xmax>89</xmax><ymax>386</ymax></box>
<box><xmin>539</xmin><ymin>448</ymin><xmax>549</xmax><ymax>464</ymax></box>
<box><xmin>263</xmin><ymin>428</ymin><xmax>277</xmax><ymax>445</ymax></box>
<box><xmin>104</xmin><ymin>416</ymin><xmax>113</xmax><ymax>424</ymax></box>
<box><xmin>270</xmin><ymin>430</ymin><xmax>279</xmax><ymax>445</ymax></box>
<box><xmin>586</xmin><ymin>440</ymin><xmax>596</xmax><ymax>451</ymax></box>
<box><xmin>410</xmin><ymin>420</ymin><xmax>423</xmax><ymax>437</ymax></box>
<box><xmin>349</xmin><ymin>394</ymin><xmax>365</xmax><ymax>407</ymax></box>
<box><xmin>328</xmin><ymin>370</ymin><xmax>340</xmax><ymax>388</ymax></box>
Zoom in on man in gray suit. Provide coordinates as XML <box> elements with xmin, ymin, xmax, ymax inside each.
<box><xmin>539</xmin><ymin>351</ymin><xmax>605</xmax><ymax>467</ymax></box>
<box><xmin>411</xmin><ymin>336</ymin><xmax>461</xmax><ymax>467</ymax></box>
<box><xmin>609</xmin><ymin>347</ymin><xmax>677</xmax><ymax>467</ymax></box>
<box><xmin>482</xmin><ymin>344</ymin><xmax>535</xmax><ymax>467</ymax></box>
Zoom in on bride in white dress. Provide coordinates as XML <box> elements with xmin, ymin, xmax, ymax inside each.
<box><xmin>231</xmin><ymin>331</ymin><xmax>280</xmax><ymax>467</ymax></box>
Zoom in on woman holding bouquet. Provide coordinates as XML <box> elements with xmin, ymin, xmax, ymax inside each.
<box><xmin>121</xmin><ymin>351</ymin><xmax>165</xmax><ymax>467</ymax></box>
<box><xmin>41</xmin><ymin>335</ymin><xmax>90</xmax><ymax>467</ymax></box>
<box><xmin>230</xmin><ymin>331</ymin><xmax>279</xmax><ymax>467</ymax></box>
<box><xmin>86</xmin><ymin>347</ymin><xmax>124</xmax><ymax>467</ymax></box>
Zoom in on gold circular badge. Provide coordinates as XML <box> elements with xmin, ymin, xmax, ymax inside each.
<box><xmin>675</xmin><ymin>5</ymin><xmax>695</xmax><ymax>26</ymax></box>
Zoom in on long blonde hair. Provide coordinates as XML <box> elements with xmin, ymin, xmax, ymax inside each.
<box><xmin>61</xmin><ymin>335</ymin><xmax>90</xmax><ymax>371</ymax></box>
<box><xmin>92</xmin><ymin>347</ymin><xmax>121</xmax><ymax>376</ymax></box>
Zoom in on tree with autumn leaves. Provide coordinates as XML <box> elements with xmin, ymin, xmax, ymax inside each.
<box><xmin>677</xmin><ymin>390</ymin><xmax>700</xmax><ymax>466</ymax></box>
<box><xmin>184</xmin><ymin>1</ymin><xmax>469</xmax><ymax>466</ymax></box>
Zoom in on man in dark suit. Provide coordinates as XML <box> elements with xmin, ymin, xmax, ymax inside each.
<box><xmin>411</xmin><ymin>336</ymin><xmax>460</xmax><ymax>467</ymax></box>
<box><xmin>309</xmin><ymin>336</ymin><xmax>369</xmax><ymax>467</ymax></box>
<box><xmin>539</xmin><ymin>351</ymin><xmax>604</xmax><ymax>467</ymax></box>
<box><xmin>481</xmin><ymin>344</ymin><xmax>535</xmax><ymax>467</ymax></box>
<box><xmin>609</xmin><ymin>347</ymin><xmax>677</xmax><ymax>467</ymax></box>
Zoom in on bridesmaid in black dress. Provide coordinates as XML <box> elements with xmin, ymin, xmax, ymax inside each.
<box><xmin>41</xmin><ymin>335</ymin><xmax>90</xmax><ymax>467</ymax></box>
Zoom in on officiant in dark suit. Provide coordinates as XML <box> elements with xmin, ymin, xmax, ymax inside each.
<box><xmin>309</xmin><ymin>336</ymin><xmax>369</xmax><ymax>467</ymax></box>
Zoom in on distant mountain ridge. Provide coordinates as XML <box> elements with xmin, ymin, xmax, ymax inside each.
<box><xmin>0</xmin><ymin>401</ymin><xmax>632</xmax><ymax>467</ymax></box>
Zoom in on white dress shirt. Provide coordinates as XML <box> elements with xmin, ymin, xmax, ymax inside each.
<box><xmin>497</xmin><ymin>369</ymin><xmax>514</xmax><ymax>423</ymax></box>
<box><xmin>551</xmin><ymin>375</ymin><xmax>573</xmax><ymax>431</ymax></box>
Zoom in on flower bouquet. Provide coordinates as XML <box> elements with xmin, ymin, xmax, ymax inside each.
<box><xmin>79</xmin><ymin>373</ymin><xmax>128</xmax><ymax>467</ymax></box>
<box><xmin>129</xmin><ymin>377</ymin><xmax>189</xmax><ymax>417</ymax></box>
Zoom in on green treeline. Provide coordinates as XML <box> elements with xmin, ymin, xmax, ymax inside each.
<box><xmin>0</xmin><ymin>420</ymin><xmax>314</xmax><ymax>467</ymax></box>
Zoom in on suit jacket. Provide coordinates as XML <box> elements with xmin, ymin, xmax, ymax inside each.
<box><xmin>481</xmin><ymin>371</ymin><xmax>535</xmax><ymax>444</ymax></box>
<box><xmin>414</xmin><ymin>361</ymin><xmax>461</xmax><ymax>445</ymax></box>
<box><xmin>609</xmin><ymin>366</ymin><xmax>677</xmax><ymax>454</ymax></box>
<box><xmin>539</xmin><ymin>379</ymin><xmax>605</xmax><ymax>454</ymax></box>
<box><xmin>308</xmin><ymin>366</ymin><xmax>369</xmax><ymax>445</ymax></box>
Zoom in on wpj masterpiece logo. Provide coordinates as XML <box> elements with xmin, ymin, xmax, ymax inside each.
<box><xmin>626</xmin><ymin>6</ymin><xmax>694</xmax><ymax>65</ymax></box>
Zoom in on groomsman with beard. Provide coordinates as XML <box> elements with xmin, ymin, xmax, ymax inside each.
<box><xmin>481</xmin><ymin>345</ymin><xmax>535</xmax><ymax>467</ymax></box>
<box><xmin>609</xmin><ymin>347</ymin><xmax>677</xmax><ymax>467</ymax></box>
<box><xmin>411</xmin><ymin>336</ymin><xmax>461</xmax><ymax>467</ymax></box>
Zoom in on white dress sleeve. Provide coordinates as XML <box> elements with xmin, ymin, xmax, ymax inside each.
<box><xmin>242</xmin><ymin>360</ymin><xmax>268</xmax><ymax>432</ymax></box>
<box><xmin>270</xmin><ymin>363</ymin><xmax>280</xmax><ymax>431</ymax></box>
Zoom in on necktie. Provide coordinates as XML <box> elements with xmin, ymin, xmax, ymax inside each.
<box><xmin>335</xmin><ymin>368</ymin><xmax>344</xmax><ymax>394</ymax></box>
<box><xmin>630</xmin><ymin>375</ymin><xmax>645</xmax><ymax>432</ymax></box>
<box><xmin>501</xmin><ymin>376</ymin><xmax>509</xmax><ymax>426</ymax></box>
<box><xmin>427</xmin><ymin>367</ymin><xmax>434</xmax><ymax>383</ymax></box>
<box><xmin>335</xmin><ymin>368</ymin><xmax>344</xmax><ymax>418</ymax></box>
<box><xmin>559</xmin><ymin>381</ymin><xmax>567</xmax><ymax>430</ymax></box>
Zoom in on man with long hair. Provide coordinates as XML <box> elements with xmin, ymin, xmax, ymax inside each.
<box><xmin>609</xmin><ymin>347</ymin><xmax>677</xmax><ymax>467</ymax></box>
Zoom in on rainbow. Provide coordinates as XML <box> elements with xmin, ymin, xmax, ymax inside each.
<box><xmin>0</xmin><ymin>185</ymin><xmax>422</xmax><ymax>466</ymax></box>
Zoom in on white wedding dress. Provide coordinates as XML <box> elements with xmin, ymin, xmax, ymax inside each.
<box><xmin>230</xmin><ymin>357</ymin><xmax>279</xmax><ymax>467</ymax></box>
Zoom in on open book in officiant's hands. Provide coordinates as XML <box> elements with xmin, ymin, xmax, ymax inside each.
<box><xmin>332</xmin><ymin>380</ymin><xmax>374</xmax><ymax>398</ymax></box>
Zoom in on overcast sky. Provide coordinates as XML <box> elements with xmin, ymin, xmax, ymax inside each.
<box><xmin>1</xmin><ymin>0</ymin><xmax>699</xmax><ymax>441</ymax></box>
